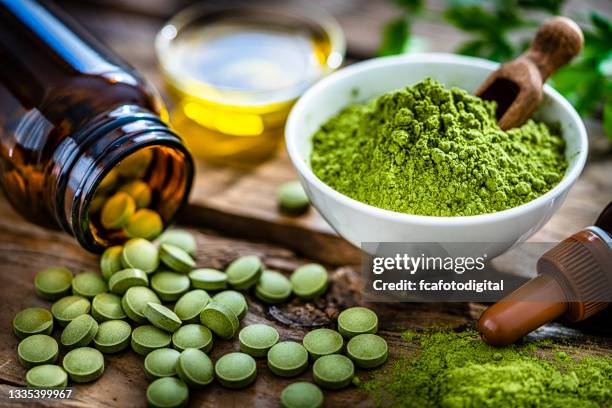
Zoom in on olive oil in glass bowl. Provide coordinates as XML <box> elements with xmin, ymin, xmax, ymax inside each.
<box><xmin>156</xmin><ymin>2</ymin><xmax>345</xmax><ymax>164</ymax></box>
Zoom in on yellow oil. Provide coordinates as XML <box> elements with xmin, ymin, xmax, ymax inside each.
<box><xmin>160</xmin><ymin>16</ymin><xmax>334</xmax><ymax>164</ymax></box>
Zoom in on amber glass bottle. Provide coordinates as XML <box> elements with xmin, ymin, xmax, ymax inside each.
<box><xmin>0</xmin><ymin>0</ymin><xmax>193</xmax><ymax>252</ymax></box>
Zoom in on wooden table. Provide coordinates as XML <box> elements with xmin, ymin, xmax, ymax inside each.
<box><xmin>1</xmin><ymin>1</ymin><xmax>610</xmax><ymax>407</ymax></box>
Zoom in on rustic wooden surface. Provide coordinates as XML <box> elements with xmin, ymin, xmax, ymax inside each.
<box><xmin>0</xmin><ymin>0</ymin><xmax>611</xmax><ymax>407</ymax></box>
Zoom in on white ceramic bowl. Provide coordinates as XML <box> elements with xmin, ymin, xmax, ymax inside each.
<box><xmin>285</xmin><ymin>53</ymin><xmax>588</xmax><ymax>258</ymax></box>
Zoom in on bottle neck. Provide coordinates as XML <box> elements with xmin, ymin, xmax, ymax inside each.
<box><xmin>50</xmin><ymin>105</ymin><xmax>193</xmax><ymax>252</ymax></box>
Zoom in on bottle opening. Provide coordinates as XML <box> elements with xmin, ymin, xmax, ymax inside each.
<box><xmin>84</xmin><ymin>144</ymin><xmax>192</xmax><ymax>249</ymax></box>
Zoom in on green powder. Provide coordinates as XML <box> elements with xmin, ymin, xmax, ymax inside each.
<box><xmin>311</xmin><ymin>78</ymin><xmax>567</xmax><ymax>216</ymax></box>
<box><xmin>363</xmin><ymin>330</ymin><xmax>612</xmax><ymax>407</ymax></box>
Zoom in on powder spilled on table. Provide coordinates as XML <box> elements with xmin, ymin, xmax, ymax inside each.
<box><xmin>362</xmin><ymin>330</ymin><xmax>612</xmax><ymax>407</ymax></box>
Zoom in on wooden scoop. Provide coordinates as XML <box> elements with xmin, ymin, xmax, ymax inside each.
<box><xmin>476</xmin><ymin>17</ymin><xmax>583</xmax><ymax>130</ymax></box>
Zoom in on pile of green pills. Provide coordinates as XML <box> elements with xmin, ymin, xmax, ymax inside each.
<box><xmin>14</xmin><ymin>226</ymin><xmax>389</xmax><ymax>407</ymax></box>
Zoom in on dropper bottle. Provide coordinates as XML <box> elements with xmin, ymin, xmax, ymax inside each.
<box><xmin>478</xmin><ymin>201</ymin><xmax>612</xmax><ymax>346</ymax></box>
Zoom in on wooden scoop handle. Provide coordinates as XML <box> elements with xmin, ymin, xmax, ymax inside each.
<box><xmin>524</xmin><ymin>16</ymin><xmax>583</xmax><ymax>81</ymax></box>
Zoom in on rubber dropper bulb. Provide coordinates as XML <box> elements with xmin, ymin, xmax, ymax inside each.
<box><xmin>478</xmin><ymin>202</ymin><xmax>612</xmax><ymax>346</ymax></box>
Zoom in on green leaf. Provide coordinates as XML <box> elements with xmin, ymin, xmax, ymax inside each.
<box><xmin>394</xmin><ymin>0</ymin><xmax>424</xmax><ymax>12</ymax></box>
<box><xmin>604</xmin><ymin>100</ymin><xmax>612</xmax><ymax>139</ymax></box>
<box><xmin>378</xmin><ymin>18</ymin><xmax>411</xmax><ymax>56</ymax></box>
<box><xmin>517</xmin><ymin>0</ymin><xmax>566</xmax><ymax>14</ymax></box>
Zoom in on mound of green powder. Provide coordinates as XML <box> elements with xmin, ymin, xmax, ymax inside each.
<box><xmin>311</xmin><ymin>78</ymin><xmax>567</xmax><ymax>216</ymax></box>
<box><xmin>363</xmin><ymin>330</ymin><xmax>612</xmax><ymax>407</ymax></box>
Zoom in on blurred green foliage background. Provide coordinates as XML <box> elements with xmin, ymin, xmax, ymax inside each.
<box><xmin>379</xmin><ymin>0</ymin><xmax>612</xmax><ymax>138</ymax></box>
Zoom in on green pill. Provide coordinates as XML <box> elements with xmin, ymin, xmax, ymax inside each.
<box><xmin>122</xmin><ymin>286</ymin><xmax>161</xmax><ymax>324</ymax></box>
<box><xmin>51</xmin><ymin>295</ymin><xmax>91</xmax><ymax>327</ymax></box>
<box><xmin>121</xmin><ymin>238</ymin><xmax>159</xmax><ymax>274</ymax></box>
<box><xmin>35</xmin><ymin>267</ymin><xmax>73</xmax><ymax>300</ymax></box>
<box><xmin>151</xmin><ymin>271</ymin><xmax>190</xmax><ymax>302</ymax></box>
<box><xmin>92</xmin><ymin>293</ymin><xmax>126</xmax><ymax>322</ymax></box>
<box><xmin>277</xmin><ymin>181</ymin><xmax>310</xmax><ymax>215</ymax></box>
<box><xmin>212</xmin><ymin>290</ymin><xmax>248</xmax><ymax>320</ymax></box>
<box><xmin>124</xmin><ymin>209</ymin><xmax>164</xmax><ymax>240</ymax></box>
<box><xmin>157</xmin><ymin>229</ymin><xmax>196</xmax><ymax>256</ymax></box>
<box><xmin>189</xmin><ymin>268</ymin><xmax>227</xmax><ymax>290</ymax></box>
<box><xmin>100</xmin><ymin>245</ymin><xmax>123</xmax><ymax>280</ymax></box>
<box><xmin>267</xmin><ymin>341</ymin><xmax>309</xmax><ymax>378</ymax></box>
<box><xmin>89</xmin><ymin>192</ymin><xmax>106</xmax><ymax>214</ymax></box>
<box><xmin>302</xmin><ymin>328</ymin><xmax>343</xmax><ymax>360</ymax></box>
<box><xmin>115</xmin><ymin>148</ymin><xmax>153</xmax><ymax>179</ymax></box>
<box><xmin>131</xmin><ymin>325</ymin><xmax>172</xmax><ymax>355</ymax></box>
<box><xmin>71</xmin><ymin>271</ymin><xmax>108</xmax><ymax>298</ymax></box>
<box><xmin>239</xmin><ymin>324</ymin><xmax>279</xmax><ymax>358</ymax></box>
<box><xmin>159</xmin><ymin>243</ymin><xmax>195</xmax><ymax>273</ymax></box>
<box><xmin>281</xmin><ymin>382</ymin><xmax>324</xmax><ymax>408</ymax></box>
<box><xmin>13</xmin><ymin>307</ymin><xmax>53</xmax><ymax>339</ymax></box>
<box><xmin>101</xmin><ymin>192</ymin><xmax>136</xmax><ymax>230</ymax></box>
<box><xmin>60</xmin><ymin>314</ymin><xmax>99</xmax><ymax>349</ymax></box>
<box><xmin>290</xmin><ymin>264</ymin><xmax>328</xmax><ymax>300</ymax></box>
<box><xmin>144</xmin><ymin>302</ymin><xmax>182</xmax><ymax>333</ymax></box>
<box><xmin>108</xmin><ymin>268</ymin><xmax>149</xmax><ymax>295</ymax></box>
<box><xmin>93</xmin><ymin>320</ymin><xmax>132</xmax><ymax>353</ymax></box>
<box><xmin>26</xmin><ymin>365</ymin><xmax>68</xmax><ymax>388</ymax></box>
<box><xmin>346</xmin><ymin>334</ymin><xmax>388</xmax><ymax>369</ymax></box>
<box><xmin>312</xmin><ymin>354</ymin><xmax>354</xmax><ymax>390</ymax></box>
<box><xmin>337</xmin><ymin>307</ymin><xmax>378</xmax><ymax>339</ymax></box>
<box><xmin>62</xmin><ymin>347</ymin><xmax>105</xmax><ymax>383</ymax></box>
<box><xmin>17</xmin><ymin>335</ymin><xmax>59</xmax><ymax>369</ymax></box>
<box><xmin>225</xmin><ymin>255</ymin><xmax>263</xmax><ymax>290</ymax></box>
<box><xmin>176</xmin><ymin>348</ymin><xmax>214</xmax><ymax>389</ymax></box>
<box><xmin>172</xmin><ymin>324</ymin><xmax>213</xmax><ymax>352</ymax></box>
<box><xmin>255</xmin><ymin>270</ymin><xmax>292</xmax><ymax>304</ymax></box>
<box><xmin>214</xmin><ymin>352</ymin><xmax>257</xmax><ymax>389</ymax></box>
<box><xmin>144</xmin><ymin>348</ymin><xmax>180</xmax><ymax>380</ymax></box>
<box><xmin>119</xmin><ymin>180</ymin><xmax>152</xmax><ymax>208</ymax></box>
<box><xmin>97</xmin><ymin>168</ymin><xmax>118</xmax><ymax>193</ymax></box>
<box><xmin>174</xmin><ymin>289</ymin><xmax>210</xmax><ymax>323</ymax></box>
<box><xmin>200</xmin><ymin>302</ymin><xmax>239</xmax><ymax>340</ymax></box>
<box><xmin>147</xmin><ymin>377</ymin><xmax>189</xmax><ymax>408</ymax></box>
